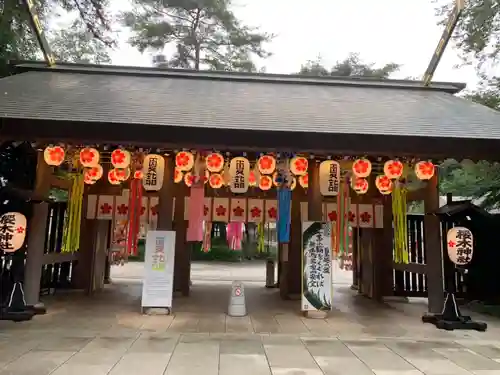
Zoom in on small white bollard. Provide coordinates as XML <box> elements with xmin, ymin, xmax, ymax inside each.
<box><xmin>228</xmin><ymin>281</ymin><xmax>247</xmax><ymax>317</ymax></box>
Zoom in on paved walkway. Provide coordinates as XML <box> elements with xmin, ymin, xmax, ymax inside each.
<box><xmin>1</xmin><ymin>261</ymin><xmax>500</xmax><ymax>374</ymax></box>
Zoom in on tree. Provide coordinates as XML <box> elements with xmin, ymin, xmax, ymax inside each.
<box><xmin>299</xmin><ymin>53</ymin><xmax>400</xmax><ymax>78</ymax></box>
<box><xmin>121</xmin><ymin>0</ymin><xmax>273</xmax><ymax>71</ymax></box>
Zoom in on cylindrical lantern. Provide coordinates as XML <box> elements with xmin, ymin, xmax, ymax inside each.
<box><xmin>0</xmin><ymin>212</ymin><xmax>27</xmax><ymax>252</ymax></box>
<box><xmin>257</xmin><ymin>155</ymin><xmax>276</xmax><ymax>175</ymax></box>
<box><xmin>351</xmin><ymin>177</ymin><xmax>369</xmax><ymax>194</ymax></box>
<box><xmin>229</xmin><ymin>157</ymin><xmax>250</xmax><ymax>193</ymax></box>
<box><xmin>352</xmin><ymin>158</ymin><xmax>372</xmax><ymax>178</ymax></box>
<box><xmin>174</xmin><ymin>168</ymin><xmax>183</xmax><ymax>183</ymax></box>
<box><xmin>205</xmin><ymin>153</ymin><xmax>224</xmax><ymax>173</ymax></box>
<box><xmin>85</xmin><ymin>164</ymin><xmax>103</xmax><ymax>181</ymax></box>
<box><xmin>79</xmin><ymin>147</ymin><xmax>100</xmax><ymax>168</ymax></box>
<box><xmin>259</xmin><ymin>175</ymin><xmax>272</xmax><ymax>191</ymax></box>
<box><xmin>209</xmin><ymin>173</ymin><xmax>223</xmax><ymax>189</ymax></box>
<box><xmin>384</xmin><ymin>160</ymin><xmax>404</xmax><ymax>179</ymax></box>
<box><xmin>43</xmin><ymin>146</ymin><xmax>65</xmax><ymax>166</ymax></box>
<box><xmin>134</xmin><ymin>170</ymin><xmax>143</xmax><ymax>179</ymax></box>
<box><xmin>298</xmin><ymin>173</ymin><xmax>308</xmax><ymax>188</ymax></box>
<box><xmin>184</xmin><ymin>172</ymin><xmax>194</xmax><ymax>187</ymax></box>
<box><xmin>111</xmin><ymin>149</ymin><xmax>131</xmax><ymax>169</ymax></box>
<box><xmin>142</xmin><ymin>154</ymin><xmax>165</xmax><ymax>191</ymax></box>
<box><xmin>115</xmin><ymin>168</ymin><xmax>130</xmax><ymax>181</ymax></box>
<box><xmin>415</xmin><ymin>161</ymin><xmax>435</xmax><ymax>180</ymax></box>
<box><xmin>108</xmin><ymin>169</ymin><xmax>121</xmax><ymax>185</ymax></box>
<box><xmin>319</xmin><ymin>160</ymin><xmax>341</xmax><ymax>196</ymax></box>
<box><xmin>175</xmin><ymin>151</ymin><xmax>194</xmax><ymax>172</ymax></box>
<box><xmin>375</xmin><ymin>175</ymin><xmax>393</xmax><ymax>193</ymax></box>
<box><xmin>289</xmin><ymin>156</ymin><xmax>308</xmax><ymax>176</ymax></box>
<box><xmin>447</xmin><ymin>227</ymin><xmax>473</xmax><ymax>266</ymax></box>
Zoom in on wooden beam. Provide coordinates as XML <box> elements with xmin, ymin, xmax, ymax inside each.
<box><xmin>392</xmin><ymin>262</ymin><xmax>426</xmax><ymax>274</ymax></box>
<box><xmin>49</xmin><ymin>176</ymin><xmax>72</xmax><ymax>190</ymax></box>
<box><xmin>42</xmin><ymin>252</ymin><xmax>80</xmax><ymax>265</ymax></box>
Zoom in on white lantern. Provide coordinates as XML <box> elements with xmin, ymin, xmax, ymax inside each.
<box><xmin>43</xmin><ymin>146</ymin><xmax>65</xmax><ymax>166</ymax></box>
<box><xmin>79</xmin><ymin>147</ymin><xmax>100</xmax><ymax>168</ymax></box>
<box><xmin>142</xmin><ymin>154</ymin><xmax>165</xmax><ymax>191</ymax></box>
<box><xmin>229</xmin><ymin>157</ymin><xmax>250</xmax><ymax>194</ymax></box>
<box><xmin>447</xmin><ymin>227</ymin><xmax>473</xmax><ymax>265</ymax></box>
<box><xmin>257</xmin><ymin>155</ymin><xmax>276</xmax><ymax>175</ymax></box>
<box><xmin>319</xmin><ymin>160</ymin><xmax>340</xmax><ymax>196</ymax></box>
<box><xmin>384</xmin><ymin>160</ymin><xmax>403</xmax><ymax>179</ymax></box>
<box><xmin>289</xmin><ymin>156</ymin><xmax>308</xmax><ymax>176</ymax></box>
<box><xmin>0</xmin><ymin>212</ymin><xmax>27</xmax><ymax>252</ymax></box>
<box><xmin>175</xmin><ymin>151</ymin><xmax>194</xmax><ymax>172</ymax></box>
<box><xmin>205</xmin><ymin>153</ymin><xmax>225</xmax><ymax>173</ymax></box>
<box><xmin>111</xmin><ymin>149</ymin><xmax>131</xmax><ymax>169</ymax></box>
<box><xmin>352</xmin><ymin>158</ymin><xmax>372</xmax><ymax>178</ymax></box>
<box><xmin>415</xmin><ymin>161</ymin><xmax>435</xmax><ymax>180</ymax></box>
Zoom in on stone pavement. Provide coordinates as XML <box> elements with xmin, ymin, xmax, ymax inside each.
<box><xmin>1</xmin><ymin>261</ymin><xmax>500</xmax><ymax>374</ymax></box>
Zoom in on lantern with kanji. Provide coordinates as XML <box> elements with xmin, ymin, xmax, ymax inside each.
<box><xmin>257</xmin><ymin>155</ymin><xmax>276</xmax><ymax>175</ymax></box>
<box><xmin>0</xmin><ymin>212</ymin><xmax>27</xmax><ymax>252</ymax></box>
<box><xmin>289</xmin><ymin>156</ymin><xmax>308</xmax><ymax>176</ymax></box>
<box><xmin>351</xmin><ymin>177</ymin><xmax>369</xmax><ymax>194</ymax></box>
<box><xmin>259</xmin><ymin>175</ymin><xmax>272</xmax><ymax>191</ymax></box>
<box><xmin>384</xmin><ymin>160</ymin><xmax>403</xmax><ymax>179</ymax></box>
<box><xmin>142</xmin><ymin>154</ymin><xmax>165</xmax><ymax>191</ymax></box>
<box><xmin>414</xmin><ymin>161</ymin><xmax>435</xmax><ymax>180</ymax></box>
<box><xmin>375</xmin><ymin>175</ymin><xmax>393</xmax><ymax>194</ymax></box>
<box><xmin>111</xmin><ymin>149</ymin><xmax>131</xmax><ymax>169</ymax></box>
<box><xmin>447</xmin><ymin>227</ymin><xmax>473</xmax><ymax>266</ymax></box>
<box><xmin>108</xmin><ymin>169</ymin><xmax>121</xmax><ymax>185</ymax></box>
<box><xmin>352</xmin><ymin>158</ymin><xmax>372</xmax><ymax>178</ymax></box>
<box><xmin>205</xmin><ymin>153</ymin><xmax>224</xmax><ymax>173</ymax></box>
<box><xmin>79</xmin><ymin>147</ymin><xmax>100</xmax><ymax>168</ymax></box>
<box><xmin>43</xmin><ymin>146</ymin><xmax>65</xmax><ymax>166</ymax></box>
<box><xmin>175</xmin><ymin>151</ymin><xmax>194</xmax><ymax>172</ymax></box>
<box><xmin>209</xmin><ymin>173</ymin><xmax>223</xmax><ymax>189</ymax></box>
<box><xmin>299</xmin><ymin>173</ymin><xmax>308</xmax><ymax>189</ymax></box>
<box><xmin>319</xmin><ymin>160</ymin><xmax>341</xmax><ymax>196</ymax></box>
<box><xmin>229</xmin><ymin>157</ymin><xmax>250</xmax><ymax>193</ymax></box>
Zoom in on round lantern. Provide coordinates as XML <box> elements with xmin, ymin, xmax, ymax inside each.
<box><xmin>108</xmin><ymin>169</ymin><xmax>121</xmax><ymax>185</ymax></box>
<box><xmin>384</xmin><ymin>160</ymin><xmax>403</xmax><ymax>179</ymax></box>
<box><xmin>85</xmin><ymin>164</ymin><xmax>103</xmax><ymax>181</ymax></box>
<box><xmin>79</xmin><ymin>147</ymin><xmax>100</xmax><ymax>168</ymax></box>
<box><xmin>351</xmin><ymin>177</ymin><xmax>369</xmax><ymax>194</ymax></box>
<box><xmin>84</xmin><ymin>171</ymin><xmax>97</xmax><ymax>185</ymax></box>
<box><xmin>0</xmin><ymin>212</ymin><xmax>27</xmax><ymax>252</ymax></box>
<box><xmin>379</xmin><ymin>186</ymin><xmax>393</xmax><ymax>195</ymax></box>
<box><xmin>299</xmin><ymin>174</ymin><xmax>308</xmax><ymax>188</ymax></box>
<box><xmin>115</xmin><ymin>168</ymin><xmax>130</xmax><ymax>181</ymax></box>
<box><xmin>184</xmin><ymin>172</ymin><xmax>194</xmax><ymax>187</ymax></box>
<box><xmin>205</xmin><ymin>153</ymin><xmax>224</xmax><ymax>173</ymax></box>
<box><xmin>111</xmin><ymin>149</ymin><xmax>131</xmax><ymax>169</ymax></box>
<box><xmin>174</xmin><ymin>168</ymin><xmax>183</xmax><ymax>183</ymax></box>
<box><xmin>257</xmin><ymin>155</ymin><xmax>276</xmax><ymax>175</ymax></box>
<box><xmin>134</xmin><ymin>170</ymin><xmax>143</xmax><ymax>179</ymax></box>
<box><xmin>249</xmin><ymin>170</ymin><xmax>257</xmax><ymax>187</ymax></box>
<box><xmin>43</xmin><ymin>146</ymin><xmax>65</xmax><ymax>166</ymax></box>
<box><xmin>289</xmin><ymin>156</ymin><xmax>308</xmax><ymax>176</ymax></box>
<box><xmin>272</xmin><ymin>172</ymin><xmax>279</xmax><ymax>187</ymax></box>
<box><xmin>259</xmin><ymin>175</ymin><xmax>272</xmax><ymax>191</ymax></box>
<box><xmin>375</xmin><ymin>175</ymin><xmax>393</xmax><ymax>194</ymax></box>
<box><xmin>289</xmin><ymin>176</ymin><xmax>297</xmax><ymax>190</ymax></box>
<box><xmin>414</xmin><ymin>161</ymin><xmax>435</xmax><ymax>180</ymax></box>
<box><xmin>352</xmin><ymin>158</ymin><xmax>372</xmax><ymax>178</ymax></box>
<box><xmin>175</xmin><ymin>151</ymin><xmax>194</xmax><ymax>172</ymax></box>
<box><xmin>209</xmin><ymin>173</ymin><xmax>223</xmax><ymax>189</ymax></box>
<box><xmin>203</xmin><ymin>170</ymin><xmax>210</xmax><ymax>184</ymax></box>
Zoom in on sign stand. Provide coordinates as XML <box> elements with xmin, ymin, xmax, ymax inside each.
<box><xmin>422</xmin><ymin>226</ymin><xmax>486</xmax><ymax>331</ymax></box>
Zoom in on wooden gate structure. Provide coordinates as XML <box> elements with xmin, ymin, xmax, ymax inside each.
<box><xmin>1</xmin><ymin>61</ymin><xmax>500</xmax><ymax>315</ymax></box>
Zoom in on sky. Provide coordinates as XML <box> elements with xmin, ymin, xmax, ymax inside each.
<box><xmin>109</xmin><ymin>0</ymin><xmax>481</xmax><ymax>88</ymax></box>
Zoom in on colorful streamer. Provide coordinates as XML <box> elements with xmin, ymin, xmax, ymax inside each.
<box><xmin>257</xmin><ymin>224</ymin><xmax>265</xmax><ymax>253</ymax></box>
<box><xmin>227</xmin><ymin>222</ymin><xmax>243</xmax><ymax>250</ymax></box>
<box><xmin>61</xmin><ymin>173</ymin><xmax>84</xmax><ymax>253</ymax></box>
<box><xmin>202</xmin><ymin>222</ymin><xmax>212</xmax><ymax>252</ymax></box>
<box><xmin>392</xmin><ymin>182</ymin><xmax>409</xmax><ymax>264</ymax></box>
<box><xmin>277</xmin><ymin>187</ymin><xmax>291</xmax><ymax>243</ymax></box>
<box><xmin>126</xmin><ymin>178</ymin><xmax>142</xmax><ymax>256</ymax></box>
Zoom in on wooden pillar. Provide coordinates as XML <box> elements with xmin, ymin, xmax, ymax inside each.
<box><xmin>307</xmin><ymin>161</ymin><xmax>323</xmax><ymax>221</ymax></box>
<box><xmin>157</xmin><ymin>155</ymin><xmax>174</xmax><ymax>231</ymax></box>
<box><xmin>423</xmin><ymin>171</ymin><xmax>444</xmax><ymax>314</ymax></box>
<box><xmin>287</xmin><ymin>190</ymin><xmax>302</xmax><ymax>297</ymax></box>
<box><xmin>173</xmin><ymin>184</ymin><xmax>189</xmax><ymax>296</ymax></box>
<box><xmin>379</xmin><ymin>196</ymin><xmax>396</xmax><ymax>297</ymax></box>
<box><xmin>24</xmin><ymin>152</ymin><xmax>52</xmax><ymax>309</ymax></box>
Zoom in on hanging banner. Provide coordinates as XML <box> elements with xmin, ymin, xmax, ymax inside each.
<box><xmin>142</xmin><ymin>154</ymin><xmax>165</xmax><ymax>191</ymax></box>
<box><xmin>141</xmin><ymin>230</ymin><xmax>176</xmax><ymax>311</ymax></box>
<box><xmin>230</xmin><ymin>198</ymin><xmax>247</xmax><ymax>222</ymax></box>
<box><xmin>301</xmin><ymin>222</ymin><xmax>332</xmax><ymax>312</ymax></box>
<box><xmin>277</xmin><ymin>188</ymin><xmax>291</xmax><ymax>243</ymax></box>
<box><xmin>229</xmin><ymin>157</ymin><xmax>250</xmax><ymax>194</ymax></box>
<box><xmin>447</xmin><ymin>226</ymin><xmax>473</xmax><ymax>265</ymax></box>
<box><xmin>0</xmin><ymin>212</ymin><xmax>27</xmax><ymax>252</ymax></box>
<box><xmin>247</xmin><ymin>199</ymin><xmax>264</xmax><ymax>223</ymax></box>
<box><xmin>319</xmin><ymin>160</ymin><xmax>340</xmax><ymax>196</ymax></box>
<box><xmin>186</xmin><ymin>185</ymin><xmax>205</xmax><ymax>242</ymax></box>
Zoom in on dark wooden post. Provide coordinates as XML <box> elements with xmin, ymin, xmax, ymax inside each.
<box><xmin>24</xmin><ymin>151</ymin><xmax>52</xmax><ymax>310</ymax></box>
<box><xmin>287</xmin><ymin>189</ymin><xmax>302</xmax><ymax>297</ymax></box>
<box><xmin>307</xmin><ymin>161</ymin><xmax>323</xmax><ymax>221</ymax></box>
<box><xmin>173</xmin><ymin>184</ymin><xmax>189</xmax><ymax>296</ymax></box>
<box><xmin>380</xmin><ymin>196</ymin><xmax>396</xmax><ymax>297</ymax></box>
<box><xmin>157</xmin><ymin>155</ymin><xmax>174</xmax><ymax>231</ymax></box>
<box><xmin>423</xmin><ymin>171</ymin><xmax>444</xmax><ymax>314</ymax></box>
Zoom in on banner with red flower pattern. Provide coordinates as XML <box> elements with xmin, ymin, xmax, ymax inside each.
<box><xmin>230</xmin><ymin>198</ymin><xmax>247</xmax><ymax>222</ymax></box>
<box><xmin>264</xmin><ymin>200</ymin><xmax>278</xmax><ymax>223</ymax></box>
<box><xmin>149</xmin><ymin>196</ymin><xmax>159</xmax><ymax>230</ymax></box>
<box><xmin>212</xmin><ymin>197</ymin><xmax>229</xmax><ymax>222</ymax></box>
<box><xmin>247</xmin><ymin>199</ymin><xmax>264</xmax><ymax>223</ymax></box>
<box><xmin>96</xmin><ymin>195</ymin><xmax>115</xmax><ymax>220</ymax></box>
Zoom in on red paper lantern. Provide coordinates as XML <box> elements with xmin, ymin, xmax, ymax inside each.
<box><xmin>108</xmin><ymin>169</ymin><xmax>121</xmax><ymax>185</ymax></box>
<box><xmin>289</xmin><ymin>156</ymin><xmax>308</xmax><ymax>176</ymax></box>
<box><xmin>43</xmin><ymin>146</ymin><xmax>65</xmax><ymax>166</ymax></box>
<box><xmin>174</xmin><ymin>168</ymin><xmax>183</xmax><ymax>183</ymax></box>
<box><xmin>352</xmin><ymin>158</ymin><xmax>372</xmax><ymax>178</ymax></box>
<box><xmin>175</xmin><ymin>151</ymin><xmax>194</xmax><ymax>172</ymax></box>
<box><xmin>259</xmin><ymin>175</ymin><xmax>272</xmax><ymax>191</ymax></box>
<box><xmin>351</xmin><ymin>177</ymin><xmax>369</xmax><ymax>194</ymax></box>
<box><xmin>184</xmin><ymin>172</ymin><xmax>194</xmax><ymax>187</ymax></box>
<box><xmin>257</xmin><ymin>155</ymin><xmax>276</xmax><ymax>175</ymax></box>
<box><xmin>384</xmin><ymin>160</ymin><xmax>404</xmax><ymax>179</ymax></box>
<box><xmin>79</xmin><ymin>148</ymin><xmax>100</xmax><ymax>168</ymax></box>
<box><xmin>111</xmin><ymin>149</ymin><xmax>131</xmax><ymax>169</ymax></box>
<box><xmin>209</xmin><ymin>173</ymin><xmax>223</xmax><ymax>189</ymax></box>
<box><xmin>298</xmin><ymin>173</ymin><xmax>308</xmax><ymax>188</ymax></box>
<box><xmin>115</xmin><ymin>168</ymin><xmax>130</xmax><ymax>182</ymax></box>
<box><xmin>415</xmin><ymin>161</ymin><xmax>435</xmax><ymax>180</ymax></box>
<box><xmin>375</xmin><ymin>175</ymin><xmax>393</xmax><ymax>194</ymax></box>
<box><xmin>205</xmin><ymin>153</ymin><xmax>224</xmax><ymax>173</ymax></box>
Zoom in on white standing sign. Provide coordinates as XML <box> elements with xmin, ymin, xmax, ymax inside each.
<box><xmin>141</xmin><ymin>230</ymin><xmax>176</xmax><ymax>311</ymax></box>
<box><xmin>319</xmin><ymin>160</ymin><xmax>340</xmax><ymax>196</ymax></box>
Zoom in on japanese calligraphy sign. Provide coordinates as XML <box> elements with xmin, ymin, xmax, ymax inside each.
<box><xmin>447</xmin><ymin>226</ymin><xmax>473</xmax><ymax>266</ymax></box>
<box><xmin>319</xmin><ymin>161</ymin><xmax>340</xmax><ymax>196</ymax></box>
<box><xmin>229</xmin><ymin>157</ymin><xmax>250</xmax><ymax>194</ymax></box>
<box><xmin>142</xmin><ymin>154</ymin><xmax>165</xmax><ymax>191</ymax></box>
<box><xmin>301</xmin><ymin>222</ymin><xmax>332</xmax><ymax>312</ymax></box>
<box><xmin>0</xmin><ymin>212</ymin><xmax>27</xmax><ymax>252</ymax></box>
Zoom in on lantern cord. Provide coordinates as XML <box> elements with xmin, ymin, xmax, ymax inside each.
<box><xmin>61</xmin><ymin>174</ymin><xmax>84</xmax><ymax>253</ymax></box>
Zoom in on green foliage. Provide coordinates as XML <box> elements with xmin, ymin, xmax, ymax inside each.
<box><xmin>299</xmin><ymin>53</ymin><xmax>400</xmax><ymax>78</ymax></box>
<box><xmin>121</xmin><ymin>0</ymin><xmax>273</xmax><ymax>71</ymax></box>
